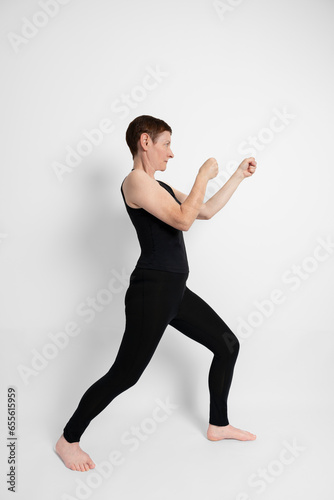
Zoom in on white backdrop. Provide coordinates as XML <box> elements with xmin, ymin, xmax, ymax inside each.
<box><xmin>1</xmin><ymin>0</ymin><xmax>333</xmax><ymax>499</ymax></box>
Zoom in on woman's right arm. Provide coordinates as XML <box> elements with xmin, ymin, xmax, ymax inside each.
<box><xmin>125</xmin><ymin>158</ymin><xmax>218</xmax><ymax>231</ymax></box>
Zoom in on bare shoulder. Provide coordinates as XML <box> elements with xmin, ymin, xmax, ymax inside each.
<box><xmin>123</xmin><ymin>170</ymin><xmax>143</xmax><ymax>189</ymax></box>
<box><xmin>125</xmin><ymin>169</ymin><xmax>151</xmax><ymax>188</ymax></box>
<box><xmin>123</xmin><ymin>170</ymin><xmax>154</xmax><ymax>208</ymax></box>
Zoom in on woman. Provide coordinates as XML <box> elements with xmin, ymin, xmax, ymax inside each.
<box><xmin>55</xmin><ymin>115</ymin><xmax>257</xmax><ymax>472</ymax></box>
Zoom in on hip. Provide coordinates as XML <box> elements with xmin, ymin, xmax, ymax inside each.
<box><xmin>125</xmin><ymin>267</ymin><xmax>189</xmax><ymax>315</ymax></box>
<box><xmin>130</xmin><ymin>266</ymin><xmax>189</xmax><ymax>284</ymax></box>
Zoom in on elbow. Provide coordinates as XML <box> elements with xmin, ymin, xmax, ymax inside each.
<box><xmin>181</xmin><ymin>216</ymin><xmax>209</xmax><ymax>230</ymax></box>
<box><xmin>174</xmin><ymin>209</ymin><xmax>191</xmax><ymax>231</ymax></box>
<box><xmin>177</xmin><ymin>220</ymin><xmax>190</xmax><ymax>231</ymax></box>
<box><xmin>200</xmin><ymin>203</ymin><xmax>212</xmax><ymax>220</ymax></box>
<box><xmin>197</xmin><ymin>212</ymin><xmax>213</xmax><ymax>220</ymax></box>
<box><xmin>176</xmin><ymin>217</ymin><xmax>191</xmax><ymax>232</ymax></box>
<box><xmin>203</xmin><ymin>205</ymin><xmax>213</xmax><ymax>220</ymax></box>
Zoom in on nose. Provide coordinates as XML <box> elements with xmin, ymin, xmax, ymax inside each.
<box><xmin>169</xmin><ymin>149</ymin><xmax>174</xmax><ymax>159</ymax></box>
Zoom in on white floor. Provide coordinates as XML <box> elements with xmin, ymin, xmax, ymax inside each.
<box><xmin>6</xmin><ymin>404</ymin><xmax>333</xmax><ymax>500</ymax></box>
<box><xmin>1</xmin><ymin>328</ymin><xmax>333</xmax><ymax>500</ymax></box>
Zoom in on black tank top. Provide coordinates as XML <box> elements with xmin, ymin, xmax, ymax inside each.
<box><xmin>120</xmin><ymin>173</ymin><xmax>189</xmax><ymax>273</ymax></box>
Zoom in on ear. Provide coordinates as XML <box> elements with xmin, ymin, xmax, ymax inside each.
<box><xmin>139</xmin><ymin>133</ymin><xmax>150</xmax><ymax>152</ymax></box>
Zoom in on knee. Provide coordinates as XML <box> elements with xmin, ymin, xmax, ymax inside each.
<box><xmin>219</xmin><ymin>329</ymin><xmax>240</xmax><ymax>359</ymax></box>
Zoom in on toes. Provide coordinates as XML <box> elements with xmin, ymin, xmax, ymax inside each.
<box><xmin>89</xmin><ymin>461</ymin><xmax>95</xmax><ymax>469</ymax></box>
<box><xmin>84</xmin><ymin>463</ymin><xmax>90</xmax><ymax>472</ymax></box>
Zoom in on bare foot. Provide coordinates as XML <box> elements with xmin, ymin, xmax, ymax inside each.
<box><xmin>54</xmin><ymin>434</ymin><xmax>96</xmax><ymax>471</ymax></box>
<box><xmin>207</xmin><ymin>423</ymin><xmax>256</xmax><ymax>441</ymax></box>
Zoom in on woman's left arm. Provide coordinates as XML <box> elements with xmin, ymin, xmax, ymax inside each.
<box><xmin>167</xmin><ymin>157</ymin><xmax>257</xmax><ymax>220</ymax></box>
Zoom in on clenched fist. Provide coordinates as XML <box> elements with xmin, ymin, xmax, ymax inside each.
<box><xmin>237</xmin><ymin>157</ymin><xmax>257</xmax><ymax>178</ymax></box>
<box><xmin>199</xmin><ymin>157</ymin><xmax>219</xmax><ymax>180</ymax></box>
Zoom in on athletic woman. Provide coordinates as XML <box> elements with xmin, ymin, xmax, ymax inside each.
<box><xmin>55</xmin><ymin>115</ymin><xmax>257</xmax><ymax>472</ymax></box>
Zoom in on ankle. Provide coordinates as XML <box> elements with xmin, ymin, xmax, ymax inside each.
<box><xmin>208</xmin><ymin>423</ymin><xmax>229</xmax><ymax>429</ymax></box>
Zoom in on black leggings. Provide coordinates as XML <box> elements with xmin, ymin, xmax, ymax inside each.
<box><xmin>63</xmin><ymin>268</ymin><xmax>240</xmax><ymax>443</ymax></box>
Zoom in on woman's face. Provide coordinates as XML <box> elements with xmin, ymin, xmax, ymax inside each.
<box><xmin>148</xmin><ymin>130</ymin><xmax>174</xmax><ymax>171</ymax></box>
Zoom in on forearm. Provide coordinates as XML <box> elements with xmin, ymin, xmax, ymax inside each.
<box><xmin>205</xmin><ymin>169</ymin><xmax>244</xmax><ymax>218</ymax></box>
<box><xmin>179</xmin><ymin>171</ymin><xmax>208</xmax><ymax>230</ymax></box>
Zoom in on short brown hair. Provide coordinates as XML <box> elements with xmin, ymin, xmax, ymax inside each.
<box><xmin>125</xmin><ymin>115</ymin><xmax>172</xmax><ymax>158</ymax></box>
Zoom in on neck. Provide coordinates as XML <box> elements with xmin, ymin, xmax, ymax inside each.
<box><xmin>132</xmin><ymin>155</ymin><xmax>156</xmax><ymax>179</ymax></box>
